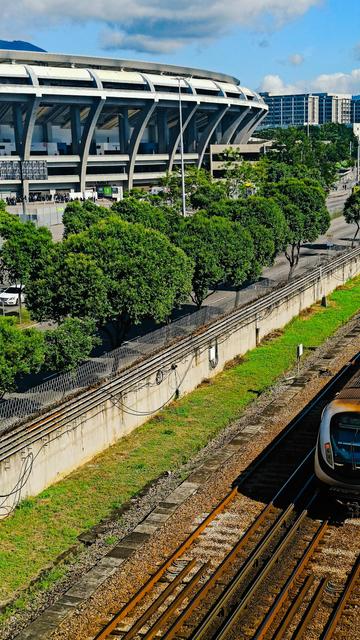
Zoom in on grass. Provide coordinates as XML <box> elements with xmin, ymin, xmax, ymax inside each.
<box><xmin>1</xmin><ymin>276</ymin><xmax>360</xmax><ymax>617</ymax></box>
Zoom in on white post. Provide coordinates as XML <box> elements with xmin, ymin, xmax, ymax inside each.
<box><xmin>177</xmin><ymin>78</ymin><xmax>186</xmax><ymax>216</ymax></box>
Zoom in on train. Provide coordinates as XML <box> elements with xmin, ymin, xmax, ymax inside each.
<box><xmin>315</xmin><ymin>368</ymin><xmax>360</xmax><ymax>501</ymax></box>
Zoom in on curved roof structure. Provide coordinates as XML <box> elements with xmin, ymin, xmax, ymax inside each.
<box><xmin>0</xmin><ymin>51</ymin><xmax>267</xmax><ymax>196</ymax></box>
<box><xmin>0</xmin><ymin>50</ymin><xmax>240</xmax><ymax>84</ymax></box>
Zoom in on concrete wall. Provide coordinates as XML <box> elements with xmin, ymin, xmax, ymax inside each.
<box><xmin>1</xmin><ymin>255</ymin><xmax>359</xmax><ymax>510</ymax></box>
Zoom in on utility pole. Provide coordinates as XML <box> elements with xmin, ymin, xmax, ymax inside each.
<box><xmin>19</xmin><ymin>160</ymin><xmax>26</xmax><ymax>216</ymax></box>
<box><xmin>177</xmin><ymin>77</ymin><xmax>186</xmax><ymax>216</ymax></box>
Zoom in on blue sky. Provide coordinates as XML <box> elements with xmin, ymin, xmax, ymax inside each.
<box><xmin>2</xmin><ymin>0</ymin><xmax>360</xmax><ymax>93</ymax></box>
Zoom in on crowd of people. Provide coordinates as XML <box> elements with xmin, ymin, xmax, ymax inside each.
<box><xmin>4</xmin><ymin>192</ymin><xmax>86</xmax><ymax>206</ymax></box>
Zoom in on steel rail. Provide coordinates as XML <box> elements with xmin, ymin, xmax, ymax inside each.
<box><xmin>92</xmin><ymin>417</ymin><xmax>315</xmax><ymax>639</ymax></box>
<box><xmin>163</xmin><ymin>468</ymin><xmax>315</xmax><ymax>639</ymax></box>
<box><xmin>272</xmin><ymin>574</ymin><xmax>315</xmax><ymax>640</ymax></box>
<box><xmin>1</xmin><ymin>246</ymin><xmax>360</xmax><ymax>458</ymax></box>
<box><xmin>322</xmin><ymin>556</ymin><xmax>360</xmax><ymax>639</ymax></box>
<box><xmin>253</xmin><ymin>521</ymin><xmax>329</xmax><ymax>639</ymax></box>
<box><xmin>193</xmin><ymin>496</ymin><xmax>318</xmax><ymax>640</ymax></box>
<box><xmin>141</xmin><ymin>563</ymin><xmax>209</xmax><ymax>640</ymax></box>
<box><xmin>288</xmin><ymin>575</ymin><xmax>329</xmax><ymax>640</ymax></box>
<box><xmin>162</xmin><ymin>505</ymin><xmax>278</xmax><ymax>640</ymax></box>
<box><xmin>92</xmin><ymin>488</ymin><xmax>238</xmax><ymax>640</ymax></box>
<box><xmin>121</xmin><ymin>559</ymin><xmax>197</xmax><ymax>640</ymax></box>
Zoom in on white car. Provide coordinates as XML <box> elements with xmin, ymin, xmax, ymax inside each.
<box><xmin>0</xmin><ymin>286</ymin><xmax>25</xmax><ymax>306</ymax></box>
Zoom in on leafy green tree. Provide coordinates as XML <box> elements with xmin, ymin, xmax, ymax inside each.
<box><xmin>111</xmin><ymin>197</ymin><xmax>175</xmax><ymax>235</ymax></box>
<box><xmin>26</xmin><ymin>251</ymin><xmax>109</xmax><ymax>323</ymax></box>
<box><xmin>262</xmin><ymin>159</ymin><xmax>324</xmax><ymax>188</ymax></box>
<box><xmin>258</xmin><ymin>123</ymin><xmax>356</xmax><ymax>189</ymax></box>
<box><xmin>28</xmin><ymin>217</ymin><xmax>193</xmax><ymax>344</ymax></box>
<box><xmin>221</xmin><ymin>148</ymin><xmax>267</xmax><ymax>197</ymax></box>
<box><xmin>176</xmin><ymin>214</ymin><xmax>253</xmax><ymax>307</ymax></box>
<box><xmin>161</xmin><ymin>167</ymin><xmax>225</xmax><ymax>212</ymax></box>
<box><xmin>0</xmin><ymin>317</ymin><xmax>44</xmax><ymax>397</ymax></box>
<box><xmin>245</xmin><ymin>221</ymin><xmax>275</xmax><ymax>279</ymax></box>
<box><xmin>0</xmin><ymin>213</ymin><xmax>53</xmax><ymax>313</ymax></box>
<box><xmin>265</xmin><ymin>178</ymin><xmax>330</xmax><ymax>277</ymax></box>
<box><xmin>189</xmin><ymin>181</ymin><xmax>227</xmax><ymax>210</ymax></box>
<box><xmin>62</xmin><ymin>200</ymin><xmax>112</xmax><ymax>237</ymax></box>
<box><xmin>344</xmin><ymin>190</ymin><xmax>360</xmax><ymax>244</ymax></box>
<box><xmin>44</xmin><ymin>318</ymin><xmax>100</xmax><ymax>373</ymax></box>
<box><xmin>208</xmin><ymin>195</ymin><xmax>286</xmax><ymax>264</ymax></box>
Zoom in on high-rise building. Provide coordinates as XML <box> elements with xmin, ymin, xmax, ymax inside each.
<box><xmin>259</xmin><ymin>93</ymin><xmax>319</xmax><ymax>128</ymax></box>
<box><xmin>352</xmin><ymin>96</ymin><xmax>360</xmax><ymax>124</ymax></box>
<box><xmin>316</xmin><ymin>93</ymin><xmax>352</xmax><ymax>124</ymax></box>
<box><xmin>260</xmin><ymin>92</ymin><xmax>358</xmax><ymax>128</ymax></box>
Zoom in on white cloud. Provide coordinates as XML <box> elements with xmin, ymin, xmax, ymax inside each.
<box><xmin>309</xmin><ymin>69</ymin><xmax>360</xmax><ymax>93</ymax></box>
<box><xmin>0</xmin><ymin>0</ymin><xmax>322</xmax><ymax>54</ymax></box>
<box><xmin>100</xmin><ymin>30</ymin><xmax>186</xmax><ymax>55</ymax></box>
<box><xmin>260</xmin><ymin>68</ymin><xmax>360</xmax><ymax>94</ymax></box>
<box><xmin>260</xmin><ymin>74</ymin><xmax>299</xmax><ymax>93</ymax></box>
<box><xmin>289</xmin><ymin>53</ymin><xmax>304</xmax><ymax>66</ymax></box>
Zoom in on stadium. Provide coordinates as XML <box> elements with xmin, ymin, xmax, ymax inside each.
<box><xmin>0</xmin><ymin>50</ymin><xmax>267</xmax><ymax>199</ymax></box>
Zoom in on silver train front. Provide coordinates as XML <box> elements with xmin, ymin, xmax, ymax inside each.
<box><xmin>315</xmin><ymin>398</ymin><xmax>360</xmax><ymax>496</ymax></box>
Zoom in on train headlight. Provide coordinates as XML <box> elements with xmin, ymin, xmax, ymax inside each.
<box><xmin>324</xmin><ymin>442</ymin><xmax>334</xmax><ymax>468</ymax></box>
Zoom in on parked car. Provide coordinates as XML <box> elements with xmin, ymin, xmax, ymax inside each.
<box><xmin>0</xmin><ymin>286</ymin><xmax>25</xmax><ymax>306</ymax></box>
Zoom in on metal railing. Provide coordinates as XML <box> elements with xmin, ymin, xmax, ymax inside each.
<box><xmin>0</xmin><ymin>245</ymin><xmax>359</xmax><ymax>437</ymax></box>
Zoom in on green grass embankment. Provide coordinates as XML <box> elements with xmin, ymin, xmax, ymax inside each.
<box><xmin>1</xmin><ymin>276</ymin><xmax>360</xmax><ymax>618</ymax></box>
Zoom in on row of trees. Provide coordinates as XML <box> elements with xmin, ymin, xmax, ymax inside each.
<box><xmin>0</xmin><ymin>152</ymin><xmax>331</xmax><ymax>395</ymax></box>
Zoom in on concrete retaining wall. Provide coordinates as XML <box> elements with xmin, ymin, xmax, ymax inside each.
<box><xmin>1</xmin><ymin>254</ymin><xmax>360</xmax><ymax>508</ymax></box>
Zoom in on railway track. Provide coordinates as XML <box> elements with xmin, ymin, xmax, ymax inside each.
<box><xmin>88</xmin><ymin>357</ymin><xmax>360</xmax><ymax>640</ymax></box>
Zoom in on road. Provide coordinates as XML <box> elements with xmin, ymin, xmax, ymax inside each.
<box><xmin>326</xmin><ymin>167</ymin><xmax>356</xmax><ymax>214</ymax></box>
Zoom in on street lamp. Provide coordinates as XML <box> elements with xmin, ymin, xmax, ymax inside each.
<box><xmin>176</xmin><ymin>77</ymin><xmax>186</xmax><ymax>216</ymax></box>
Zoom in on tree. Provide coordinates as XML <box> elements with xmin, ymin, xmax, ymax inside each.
<box><xmin>44</xmin><ymin>318</ymin><xmax>100</xmax><ymax>373</ymax></box>
<box><xmin>265</xmin><ymin>178</ymin><xmax>330</xmax><ymax>277</ymax></box>
<box><xmin>207</xmin><ymin>195</ymin><xmax>286</xmax><ymax>269</ymax></box>
<box><xmin>258</xmin><ymin>123</ymin><xmax>357</xmax><ymax>189</ymax></box>
<box><xmin>62</xmin><ymin>200</ymin><xmax>112</xmax><ymax>237</ymax></box>
<box><xmin>26</xmin><ymin>251</ymin><xmax>110</xmax><ymax>323</ymax></box>
<box><xmin>27</xmin><ymin>217</ymin><xmax>194</xmax><ymax>345</ymax></box>
<box><xmin>0</xmin><ymin>317</ymin><xmax>44</xmax><ymax>397</ymax></box>
<box><xmin>111</xmin><ymin>197</ymin><xmax>176</xmax><ymax>235</ymax></box>
<box><xmin>161</xmin><ymin>166</ymin><xmax>226</xmax><ymax>212</ymax></box>
<box><xmin>245</xmin><ymin>221</ymin><xmax>275</xmax><ymax>280</ymax></box>
<box><xmin>0</xmin><ymin>212</ymin><xmax>53</xmax><ymax>314</ymax></box>
<box><xmin>344</xmin><ymin>190</ymin><xmax>360</xmax><ymax>244</ymax></box>
<box><xmin>176</xmin><ymin>214</ymin><xmax>253</xmax><ymax>307</ymax></box>
<box><xmin>221</xmin><ymin>148</ymin><xmax>267</xmax><ymax>198</ymax></box>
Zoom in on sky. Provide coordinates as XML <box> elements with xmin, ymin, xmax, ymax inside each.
<box><xmin>1</xmin><ymin>0</ymin><xmax>360</xmax><ymax>94</ymax></box>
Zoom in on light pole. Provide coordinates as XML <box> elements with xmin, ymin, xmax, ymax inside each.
<box><xmin>176</xmin><ymin>77</ymin><xmax>186</xmax><ymax>216</ymax></box>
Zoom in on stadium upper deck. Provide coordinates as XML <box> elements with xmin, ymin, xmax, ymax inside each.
<box><xmin>0</xmin><ymin>51</ymin><xmax>267</xmax><ymax>197</ymax></box>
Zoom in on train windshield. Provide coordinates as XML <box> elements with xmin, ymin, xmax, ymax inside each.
<box><xmin>330</xmin><ymin>413</ymin><xmax>360</xmax><ymax>467</ymax></box>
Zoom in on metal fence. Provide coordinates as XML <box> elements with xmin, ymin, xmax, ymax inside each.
<box><xmin>0</xmin><ymin>245</ymin><xmax>359</xmax><ymax>435</ymax></box>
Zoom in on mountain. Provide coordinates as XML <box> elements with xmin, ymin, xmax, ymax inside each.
<box><xmin>0</xmin><ymin>40</ymin><xmax>46</xmax><ymax>53</ymax></box>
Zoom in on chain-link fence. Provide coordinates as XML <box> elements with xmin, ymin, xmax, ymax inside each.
<box><xmin>0</xmin><ymin>245</ymin><xmax>357</xmax><ymax>435</ymax></box>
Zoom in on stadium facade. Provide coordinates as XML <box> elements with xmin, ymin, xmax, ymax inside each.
<box><xmin>0</xmin><ymin>51</ymin><xmax>267</xmax><ymax>198</ymax></box>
